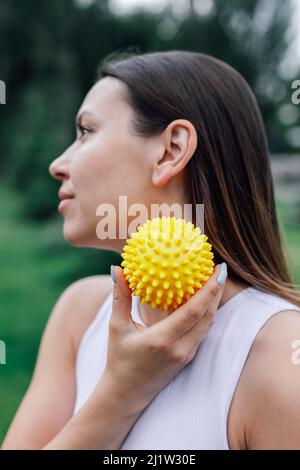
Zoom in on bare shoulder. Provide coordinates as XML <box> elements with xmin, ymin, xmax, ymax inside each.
<box><xmin>228</xmin><ymin>308</ymin><xmax>300</xmax><ymax>450</ymax></box>
<box><xmin>56</xmin><ymin>274</ymin><xmax>114</xmax><ymax>354</ymax></box>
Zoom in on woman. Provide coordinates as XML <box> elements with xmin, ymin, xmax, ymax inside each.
<box><xmin>2</xmin><ymin>51</ymin><xmax>300</xmax><ymax>450</ymax></box>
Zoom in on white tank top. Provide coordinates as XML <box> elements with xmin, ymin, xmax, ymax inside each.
<box><xmin>72</xmin><ymin>286</ymin><xmax>300</xmax><ymax>449</ymax></box>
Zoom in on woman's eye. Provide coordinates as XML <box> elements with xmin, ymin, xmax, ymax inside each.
<box><xmin>77</xmin><ymin>124</ymin><xmax>92</xmax><ymax>139</ymax></box>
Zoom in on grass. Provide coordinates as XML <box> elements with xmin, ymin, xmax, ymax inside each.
<box><xmin>0</xmin><ymin>185</ymin><xmax>299</xmax><ymax>445</ymax></box>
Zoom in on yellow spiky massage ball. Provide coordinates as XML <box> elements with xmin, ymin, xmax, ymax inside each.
<box><xmin>120</xmin><ymin>216</ymin><xmax>215</xmax><ymax>312</ymax></box>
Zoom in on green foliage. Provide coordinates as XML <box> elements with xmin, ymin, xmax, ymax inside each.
<box><xmin>4</xmin><ymin>78</ymin><xmax>79</xmax><ymax>218</ymax></box>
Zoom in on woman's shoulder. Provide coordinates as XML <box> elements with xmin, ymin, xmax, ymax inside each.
<box><xmin>228</xmin><ymin>308</ymin><xmax>300</xmax><ymax>449</ymax></box>
<box><xmin>56</xmin><ymin>275</ymin><xmax>114</xmax><ymax>355</ymax></box>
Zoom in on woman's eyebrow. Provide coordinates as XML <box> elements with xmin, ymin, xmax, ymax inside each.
<box><xmin>75</xmin><ymin>110</ymin><xmax>95</xmax><ymax>124</ymax></box>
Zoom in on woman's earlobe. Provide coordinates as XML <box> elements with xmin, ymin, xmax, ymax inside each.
<box><xmin>152</xmin><ymin>167</ymin><xmax>172</xmax><ymax>188</ymax></box>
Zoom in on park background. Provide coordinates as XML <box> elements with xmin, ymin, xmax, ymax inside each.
<box><xmin>0</xmin><ymin>0</ymin><xmax>299</xmax><ymax>443</ymax></box>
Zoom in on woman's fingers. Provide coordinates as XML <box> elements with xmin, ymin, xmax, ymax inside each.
<box><xmin>152</xmin><ymin>263</ymin><xmax>227</xmax><ymax>344</ymax></box>
<box><xmin>110</xmin><ymin>265</ymin><xmax>133</xmax><ymax>327</ymax></box>
<box><xmin>173</xmin><ymin>283</ymin><xmax>224</xmax><ymax>363</ymax></box>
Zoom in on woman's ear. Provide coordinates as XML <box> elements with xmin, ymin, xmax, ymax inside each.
<box><xmin>152</xmin><ymin>119</ymin><xmax>197</xmax><ymax>188</ymax></box>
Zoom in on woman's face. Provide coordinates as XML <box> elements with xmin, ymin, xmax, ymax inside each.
<box><xmin>49</xmin><ymin>76</ymin><xmax>196</xmax><ymax>252</ymax></box>
<box><xmin>49</xmin><ymin>77</ymin><xmax>153</xmax><ymax>251</ymax></box>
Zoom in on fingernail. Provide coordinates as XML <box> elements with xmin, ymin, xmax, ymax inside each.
<box><xmin>216</xmin><ymin>262</ymin><xmax>227</xmax><ymax>285</ymax></box>
<box><xmin>110</xmin><ymin>265</ymin><xmax>116</xmax><ymax>284</ymax></box>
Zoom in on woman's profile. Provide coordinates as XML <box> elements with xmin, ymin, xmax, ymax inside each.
<box><xmin>2</xmin><ymin>50</ymin><xmax>300</xmax><ymax>450</ymax></box>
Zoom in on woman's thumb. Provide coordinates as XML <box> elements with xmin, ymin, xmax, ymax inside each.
<box><xmin>110</xmin><ymin>265</ymin><xmax>133</xmax><ymax>324</ymax></box>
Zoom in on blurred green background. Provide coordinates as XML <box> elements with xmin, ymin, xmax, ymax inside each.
<box><xmin>0</xmin><ymin>0</ymin><xmax>300</xmax><ymax>443</ymax></box>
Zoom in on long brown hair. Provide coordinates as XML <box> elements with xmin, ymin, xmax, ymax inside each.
<box><xmin>98</xmin><ymin>50</ymin><xmax>300</xmax><ymax>307</ymax></box>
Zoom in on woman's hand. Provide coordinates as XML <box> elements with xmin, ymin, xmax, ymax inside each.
<box><xmin>101</xmin><ymin>262</ymin><xmax>228</xmax><ymax>414</ymax></box>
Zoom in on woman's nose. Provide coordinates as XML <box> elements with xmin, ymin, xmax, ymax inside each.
<box><xmin>49</xmin><ymin>153</ymin><xmax>69</xmax><ymax>181</ymax></box>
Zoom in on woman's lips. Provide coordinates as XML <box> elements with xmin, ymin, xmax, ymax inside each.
<box><xmin>58</xmin><ymin>197</ymin><xmax>74</xmax><ymax>212</ymax></box>
<box><xmin>58</xmin><ymin>191</ymin><xmax>75</xmax><ymax>213</ymax></box>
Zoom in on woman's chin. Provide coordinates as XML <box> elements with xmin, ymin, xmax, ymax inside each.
<box><xmin>63</xmin><ymin>220</ymin><xmax>101</xmax><ymax>248</ymax></box>
<box><xmin>63</xmin><ymin>222</ymin><xmax>86</xmax><ymax>247</ymax></box>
